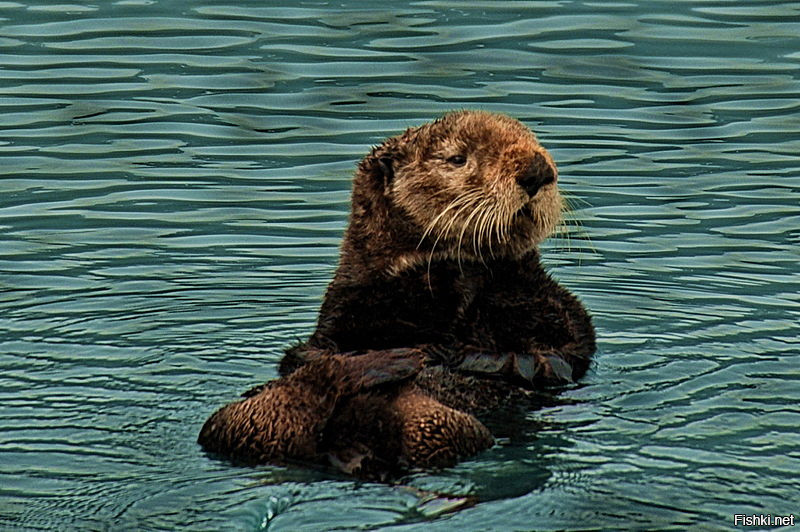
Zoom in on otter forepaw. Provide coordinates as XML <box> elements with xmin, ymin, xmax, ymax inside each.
<box><xmin>419</xmin><ymin>343</ymin><xmax>465</xmax><ymax>367</ymax></box>
<box><xmin>339</xmin><ymin>348</ymin><xmax>424</xmax><ymax>393</ymax></box>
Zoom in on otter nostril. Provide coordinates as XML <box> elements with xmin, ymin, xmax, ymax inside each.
<box><xmin>518</xmin><ymin>172</ymin><xmax>546</xmax><ymax>197</ymax></box>
<box><xmin>518</xmin><ymin>153</ymin><xmax>556</xmax><ymax>197</ymax></box>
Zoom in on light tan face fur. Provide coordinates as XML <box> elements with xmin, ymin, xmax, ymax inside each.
<box><xmin>391</xmin><ymin>111</ymin><xmax>562</xmax><ymax>262</ymax></box>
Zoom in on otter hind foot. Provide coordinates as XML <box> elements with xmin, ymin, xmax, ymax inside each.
<box><xmin>393</xmin><ymin>389</ymin><xmax>494</xmax><ymax>469</ymax></box>
<box><xmin>198</xmin><ymin>350</ymin><xmax>424</xmax><ymax>465</ymax></box>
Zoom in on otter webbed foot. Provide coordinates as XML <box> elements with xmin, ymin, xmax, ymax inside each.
<box><xmin>537</xmin><ymin>353</ymin><xmax>575</xmax><ymax>383</ymax></box>
<box><xmin>453</xmin><ymin>350</ymin><xmax>575</xmax><ymax>387</ymax></box>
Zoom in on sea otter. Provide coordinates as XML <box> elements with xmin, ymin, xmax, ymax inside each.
<box><xmin>199</xmin><ymin>111</ymin><xmax>595</xmax><ymax>479</ymax></box>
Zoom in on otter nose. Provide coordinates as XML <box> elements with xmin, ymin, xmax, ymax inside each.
<box><xmin>518</xmin><ymin>152</ymin><xmax>556</xmax><ymax>197</ymax></box>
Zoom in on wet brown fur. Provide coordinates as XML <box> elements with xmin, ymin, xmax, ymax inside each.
<box><xmin>199</xmin><ymin>111</ymin><xmax>595</xmax><ymax>479</ymax></box>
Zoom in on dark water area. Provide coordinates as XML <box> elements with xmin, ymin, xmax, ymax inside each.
<box><xmin>1</xmin><ymin>1</ymin><xmax>799</xmax><ymax>530</ymax></box>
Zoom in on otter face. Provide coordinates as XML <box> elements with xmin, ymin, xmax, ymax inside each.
<box><xmin>388</xmin><ymin>111</ymin><xmax>562</xmax><ymax>261</ymax></box>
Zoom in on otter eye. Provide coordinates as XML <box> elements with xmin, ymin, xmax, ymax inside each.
<box><xmin>447</xmin><ymin>155</ymin><xmax>467</xmax><ymax>166</ymax></box>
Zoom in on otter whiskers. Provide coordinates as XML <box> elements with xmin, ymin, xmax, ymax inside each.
<box><xmin>417</xmin><ymin>189</ymin><xmax>482</xmax><ymax>249</ymax></box>
<box><xmin>457</xmin><ymin>194</ymin><xmax>491</xmax><ymax>266</ymax></box>
<box><xmin>418</xmin><ymin>184</ymin><xmax>535</xmax><ymax>271</ymax></box>
<box><xmin>419</xmin><ymin>190</ymin><xmax>481</xmax><ymax>252</ymax></box>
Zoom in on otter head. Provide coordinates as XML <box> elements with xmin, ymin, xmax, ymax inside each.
<box><xmin>346</xmin><ymin>110</ymin><xmax>562</xmax><ymax>275</ymax></box>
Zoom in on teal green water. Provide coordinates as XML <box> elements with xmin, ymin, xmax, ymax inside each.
<box><xmin>2</xmin><ymin>1</ymin><xmax>799</xmax><ymax>530</ymax></box>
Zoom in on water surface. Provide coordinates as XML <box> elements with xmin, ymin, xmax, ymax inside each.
<box><xmin>1</xmin><ymin>1</ymin><xmax>799</xmax><ymax>530</ymax></box>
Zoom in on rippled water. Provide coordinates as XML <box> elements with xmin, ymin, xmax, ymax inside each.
<box><xmin>1</xmin><ymin>1</ymin><xmax>799</xmax><ymax>530</ymax></box>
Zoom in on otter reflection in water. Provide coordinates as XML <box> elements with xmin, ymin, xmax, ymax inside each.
<box><xmin>198</xmin><ymin>111</ymin><xmax>596</xmax><ymax>479</ymax></box>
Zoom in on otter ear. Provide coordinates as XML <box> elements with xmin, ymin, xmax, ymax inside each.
<box><xmin>378</xmin><ymin>156</ymin><xmax>394</xmax><ymax>183</ymax></box>
<box><xmin>366</xmin><ymin>139</ymin><xmax>402</xmax><ymax>195</ymax></box>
